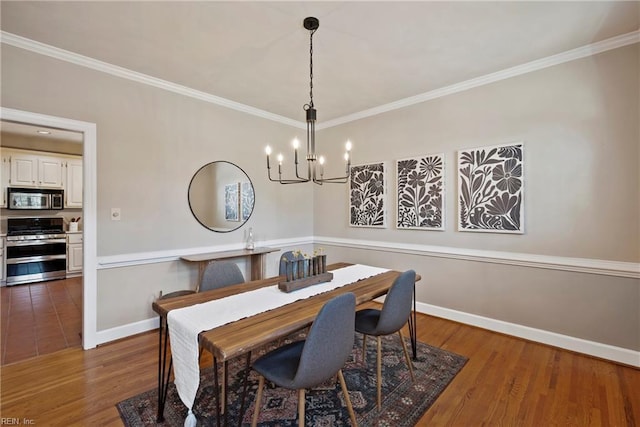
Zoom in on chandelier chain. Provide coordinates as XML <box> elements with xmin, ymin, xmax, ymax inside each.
<box><xmin>264</xmin><ymin>17</ymin><xmax>350</xmax><ymax>185</ymax></box>
<box><xmin>308</xmin><ymin>28</ymin><xmax>315</xmax><ymax>108</ymax></box>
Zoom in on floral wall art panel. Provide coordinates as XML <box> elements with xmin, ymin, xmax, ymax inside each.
<box><xmin>241</xmin><ymin>181</ymin><xmax>254</xmax><ymax>221</ymax></box>
<box><xmin>349</xmin><ymin>162</ymin><xmax>386</xmax><ymax>228</ymax></box>
<box><xmin>396</xmin><ymin>154</ymin><xmax>445</xmax><ymax>230</ymax></box>
<box><xmin>457</xmin><ymin>142</ymin><xmax>524</xmax><ymax>233</ymax></box>
<box><xmin>224</xmin><ymin>182</ymin><xmax>240</xmax><ymax>222</ymax></box>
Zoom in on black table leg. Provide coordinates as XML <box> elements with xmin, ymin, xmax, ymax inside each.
<box><xmin>224</xmin><ymin>360</ymin><xmax>229</xmax><ymax>427</ymax></box>
<box><xmin>214</xmin><ymin>357</ymin><xmax>221</xmax><ymax>427</ymax></box>
<box><xmin>157</xmin><ymin>316</ymin><xmax>172</xmax><ymax>422</ymax></box>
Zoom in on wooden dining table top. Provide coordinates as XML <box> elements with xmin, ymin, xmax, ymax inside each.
<box><xmin>152</xmin><ymin>262</ymin><xmax>419</xmax><ymax>361</ymax></box>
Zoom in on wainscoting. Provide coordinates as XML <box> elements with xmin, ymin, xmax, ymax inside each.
<box><xmin>0</xmin><ymin>277</ymin><xmax>82</xmax><ymax>365</ymax></box>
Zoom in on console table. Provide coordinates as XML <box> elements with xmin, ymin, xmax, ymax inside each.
<box><xmin>180</xmin><ymin>247</ymin><xmax>279</xmax><ymax>289</ymax></box>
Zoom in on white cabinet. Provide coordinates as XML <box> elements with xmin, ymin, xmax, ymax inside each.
<box><xmin>1</xmin><ymin>152</ymin><xmax>9</xmax><ymax>208</ymax></box>
<box><xmin>9</xmin><ymin>152</ymin><xmax>64</xmax><ymax>188</ymax></box>
<box><xmin>64</xmin><ymin>159</ymin><xmax>83</xmax><ymax>208</ymax></box>
<box><xmin>67</xmin><ymin>233</ymin><xmax>83</xmax><ymax>276</ymax></box>
<box><xmin>1</xmin><ymin>149</ymin><xmax>82</xmax><ymax>207</ymax></box>
<box><xmin>1</xmin><ymin>237</ymin><xmax>5</xmax><ymax>284</ymax></box>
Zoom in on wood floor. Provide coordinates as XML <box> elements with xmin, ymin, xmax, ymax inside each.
<box><xmin>0</xmin><ymin>305</ymin><xmax>638</xmax><ymax>426</ymax></box>
<box><xmin>0</xmin><ymin>277</ymin><xmax>83</xmax><ymax>365</ymax></box>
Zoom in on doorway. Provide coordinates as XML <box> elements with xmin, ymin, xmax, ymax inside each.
<box><xmin>0</xmin><ymin>107</ymin><xmax>97</xmax><ymax>351</ymax></box>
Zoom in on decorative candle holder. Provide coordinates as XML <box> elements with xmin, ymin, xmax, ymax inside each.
<box><xmin>278</xmin><ymin>254</ymin><xmax>333</xmax><ymax>293</ymax></box>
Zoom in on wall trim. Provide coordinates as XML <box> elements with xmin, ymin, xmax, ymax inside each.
<box><xmin>0</xmin><ymin>31</ymin><xmax>304</xmax><ymax>130</ymax></box>
<box><xmin>417</xmin><ymin>302</ymin><xmax>640</xmax><ymax>368</ymax></box>
<box><xmin>315</xmin><ymin>236</ymin><xmax>640</xmax><ymax>279</ymax></box>
<box><xmin>94</xmin><ymin>289</ymin><xmax>640</xmax><ymax>367</ymax></box>
<box><xmin>3</xmin><ymin>29</ymin><xmax>638</xmax><ymax>131</ymax></box>
<box><xmin>93</xmin><ymin>236</ymin><xmax>639</xmax><ymax>365</ymax></box>
<box><xmin>97</xmin><ymin>236</ymin><xmax>314</xmax><ymax>269</ymax></box>
<box><xmin>95</xmin><ymin>317</ymin><xmax>159</xmax><ymax>347</ymax></box>
<box><xmin>317</xmin><ymin>30</ymin><xmax>640</xmax><ymax>129</ymax></box>
<box><xmin>96</xmin><ymin>235</ymin><xmax>639</xmax><ymax>278</ymax></box>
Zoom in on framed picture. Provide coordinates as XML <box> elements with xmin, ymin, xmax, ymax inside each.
<box><xmin>457</xmin><ymin>142</ymin><xmax>524</xmax><ymax>233</ymax></box>
<box><xmin>224</xmin><ymin>182</ymin><xmax>240</xmax><ymax>222</ymax></box>
<box><xmin>349</xmin><ymin>162</ymin><xmax>386</xmax><ymax>228</ymax></box>
<box><xmin>241</xmin><ymin>181</ymin><xmax>254</xmax><ymax>221</ymax></box>
<box><xmin>396</xmin><ymin>154</ymin><xmax>445</xmax><ymax>230</ymax></box>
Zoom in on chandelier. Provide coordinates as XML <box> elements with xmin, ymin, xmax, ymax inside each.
<box><xmin>265</xmin><ymin>17</ymin><xmax>352</xmax><ymax>185</ymax></box>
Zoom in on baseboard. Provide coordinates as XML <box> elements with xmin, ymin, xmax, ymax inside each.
<box><xmin>417</xmin><ymin>302</ymin><xmax>640</xmax><ymax>367</ymax></box>
<box><xmin>94</xmin><ymin>317</ymin><xmax>159</xmax><ymax>347</ymax></box>
<box><xmin>94</xmin><ymin>301</ymin><xmax>639</xmax><ymax>368</ymax></box>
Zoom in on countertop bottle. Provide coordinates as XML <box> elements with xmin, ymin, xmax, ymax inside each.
<box><xmin>246</xmin><ymin>227</ymin><xmax>255</xmax><ymax>250</ymax></box>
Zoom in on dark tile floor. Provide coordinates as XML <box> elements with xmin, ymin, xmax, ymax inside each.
<box><xmin>0</xmin><ymin>277</ymin><xmax>82</xmax><ymax>365</ymax></box>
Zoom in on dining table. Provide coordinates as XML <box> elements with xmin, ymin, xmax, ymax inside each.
<box><xmin>152</xmin><ymin>262</ymin><xmax>421</xmax><ymax>426</ymax></box>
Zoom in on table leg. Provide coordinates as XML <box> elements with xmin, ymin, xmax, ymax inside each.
<box><xmin>224</xmin><ymin>360</ymin><xmax>229</xmax><ymax>427</ymax></box>
<box><xmin>238</xmin><ymin>352</ymin><xmax>252</xmax><ymax>427</ymax></box>
<box><xmin>214</xmin><ymin>357</ymin><xmax>221</xmax><ymax>427</ymax></box>
<box><xmin>157</xmin><ymin>315</ymin><xmax>172</xmax><ymax>422</ymax></box>
<box><xmin>407</xmin><ymin>282</ymin><xmax>418</xmax><ymax>360</ymax></box>
<box><xmin>249</xmin><ymin>254</ymin><xmax>265</xmax><ymax>281</ymax></box>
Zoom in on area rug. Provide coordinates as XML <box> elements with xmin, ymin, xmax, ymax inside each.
<box><xmin>117</xmin><ymin>333</ymin><xmax>467</xmax><ymax>426</ymax></box>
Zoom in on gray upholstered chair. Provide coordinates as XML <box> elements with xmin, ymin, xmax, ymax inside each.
<box><xmin>199</xmin><ymin>261</ymin><xmax>245</xmax><ymax>413</ymax></box>
<box><xmin>251</xmin><ymin>293</ymin><xmax>358</xmax><ymax>427</ymax></box>
<box><xmin>159</xmin><ymin>261</ymin><xmax>244</xmax><ymax>297</ymax></box>
<box><xmin>355</xmin><ymin>269</ymin><xmax>416</xmax><ymax>409</ymax></box>
<box><xmin>278</xmin><ymin>250</ymin><xmax>305</xmax><ymax>276</ymax></box>
<box><xmin>199</xmin><ymin>260</ymin><xmax>245</xmax><ymax>292</ymax></box>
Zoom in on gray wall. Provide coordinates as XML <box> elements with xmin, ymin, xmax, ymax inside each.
<box><xmin>316</xmin><ymin>44</ymin><xmax>640</xmax><ymax>351</ymax></box>
<box><xmin>1</xmin><ymin>44</ymin><xmax>314</xmax><ymax>329</ymax></box>
<box><xmin>1</xmin><ymin>37</ymin><xmax>638</xmax><ymax>354</ymax></box>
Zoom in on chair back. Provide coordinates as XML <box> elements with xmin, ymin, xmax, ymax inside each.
<box><xmin>279</xmin><ymin>251</ymin><xmax>305</xmax><ymax>276</ymax></box>
<box><xmin>199</xmin><ymin>261</ymin><xmax>245</xmax><ymax>292</ymax></box>
<box><xmin>293</xmin><ymin>293</ymin><xmax>356</xmax><ymax>389</ymax></box>
<box><xmin>376</xmin><ymin>270</ymin><xmax>416</xmax><ymax>335</ymax></box>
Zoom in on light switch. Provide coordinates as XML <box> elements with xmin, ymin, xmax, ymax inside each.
<box><xmin>111</xmin><ymin>208</ymin><xmax>121</xmax><ymax>221</ymax></box>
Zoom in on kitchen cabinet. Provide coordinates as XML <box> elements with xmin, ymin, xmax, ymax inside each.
<box><xmin>64</xmin><ymin>158</ymin><xmax>83</xmax><ymax>208</ymax></box>
<box><xmin>66</xmin><ymin>232</ymin><xmax>83</xmax><ymax>276</ymax></box>
<box><xmin>9</xmin><ymin>151</ymin><xmax>64</xmax><ymax>188</ymax></box>
<box><xmin>1</xmin><ymin>237</ymin><xmax>5</xmax><ymax>285</ymax></box>
<box><xmin>1</xmin><ymin>149</ymin><xmax>82</xmax><ymax>207</ymax></box>
<box><xmin>1</xmin><ymin>152</ymin><xmax>9</xmax><ymax>208</ymax></box>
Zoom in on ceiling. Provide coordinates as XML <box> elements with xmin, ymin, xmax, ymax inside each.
<box><xmin>1</xmin><ymin>120</ymin><xmax>83</xmax><ymax>143</ymax></box>
<box><xmin>1</xmin><ymin>1</ymin><xmax>639</xmax><ymax>125</ymax></box>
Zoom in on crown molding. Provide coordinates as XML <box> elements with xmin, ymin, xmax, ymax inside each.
<box><xmin>0</xmin><ymin>31</ymin><xmax>305</xmax><ymax>130</ymax></box>
<box><xmin>317</xmin><ymin>30</ymin><xmax>640</xmax><ymax>129</ymax></box>
<box><xmin>2</xmin><ymin>29</ymin><xmax>638</xmax><ymax>130</ymax></box>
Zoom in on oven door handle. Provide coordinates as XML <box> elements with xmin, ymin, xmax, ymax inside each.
<box><xmin>6</xmin><ymin>254</ymin><xmax>67</xmax><ymax>264</ymax></box>
<box><xmin>6</xmin><ymin>239</ymin><xmax>67</xmax><ymax>247</ymax></box>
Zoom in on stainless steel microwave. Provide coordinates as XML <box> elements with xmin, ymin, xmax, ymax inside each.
<box><xmin>7</xmin><ymin>187</ymin><xmax>64</xmax><ymax>210</ymax></box>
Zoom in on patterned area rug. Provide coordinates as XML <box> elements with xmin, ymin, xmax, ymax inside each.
<box><xmin>117</xmin><ymin>333</ymin><xmax>467</xmax><ymax>426</ymax></box>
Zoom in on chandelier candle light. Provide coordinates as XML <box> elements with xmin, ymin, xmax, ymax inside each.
<box><xmin>265</xmin><ymin>17</ymin><xmax>353</xmax><ymax>185</ymax></box>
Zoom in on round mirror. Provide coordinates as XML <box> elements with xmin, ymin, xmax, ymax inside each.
<box><xmin>188</xmin><ymin>161</ymin><xmax>255</xmax><ymax>232</ymax></box>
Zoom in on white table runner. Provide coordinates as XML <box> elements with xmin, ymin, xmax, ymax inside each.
<box><xmin>167</xmin><ymin>264</ymin><xmax>389</xmax><ymax>426</ymax></box>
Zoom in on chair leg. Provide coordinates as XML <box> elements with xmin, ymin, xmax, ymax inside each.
<box><xmin>376</xmin><ymin>336</ymin><xmax>382</xmax><ymax>410</ymax></box>
<box><xmin>338</xmin><ymin>369</ymin><xmax>358</xmax><ymax>427</ymax></box>
<box><xmin>362</xmin><ymin>334</ymin><xmax>367</xmax><ymax>364</ymax></box>
<box><xmin>251</xmin><ymin>376</ymin><xmax>265</xmax><ymax>427</ymax></box>
<box><xmin>398</xmin><ymin>330</ymin><xmax>415</xmax><ymax>382</ymax></box>
<box><xmin>298</xmin><ymin>389</ymin><xmax>306</xmax><ymax>427</ymax></box>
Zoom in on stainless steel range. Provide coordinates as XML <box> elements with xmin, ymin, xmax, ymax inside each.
<box><xmin>6</xmin><ymin>217</ymin><xmax>67</xmax><ymax>286</ymax></box>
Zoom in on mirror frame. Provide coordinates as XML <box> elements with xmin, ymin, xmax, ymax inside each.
<box><xmin>187</xmin><ymin>160</ymin><xmax>255</xmax><ymax>233</ymax></box>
